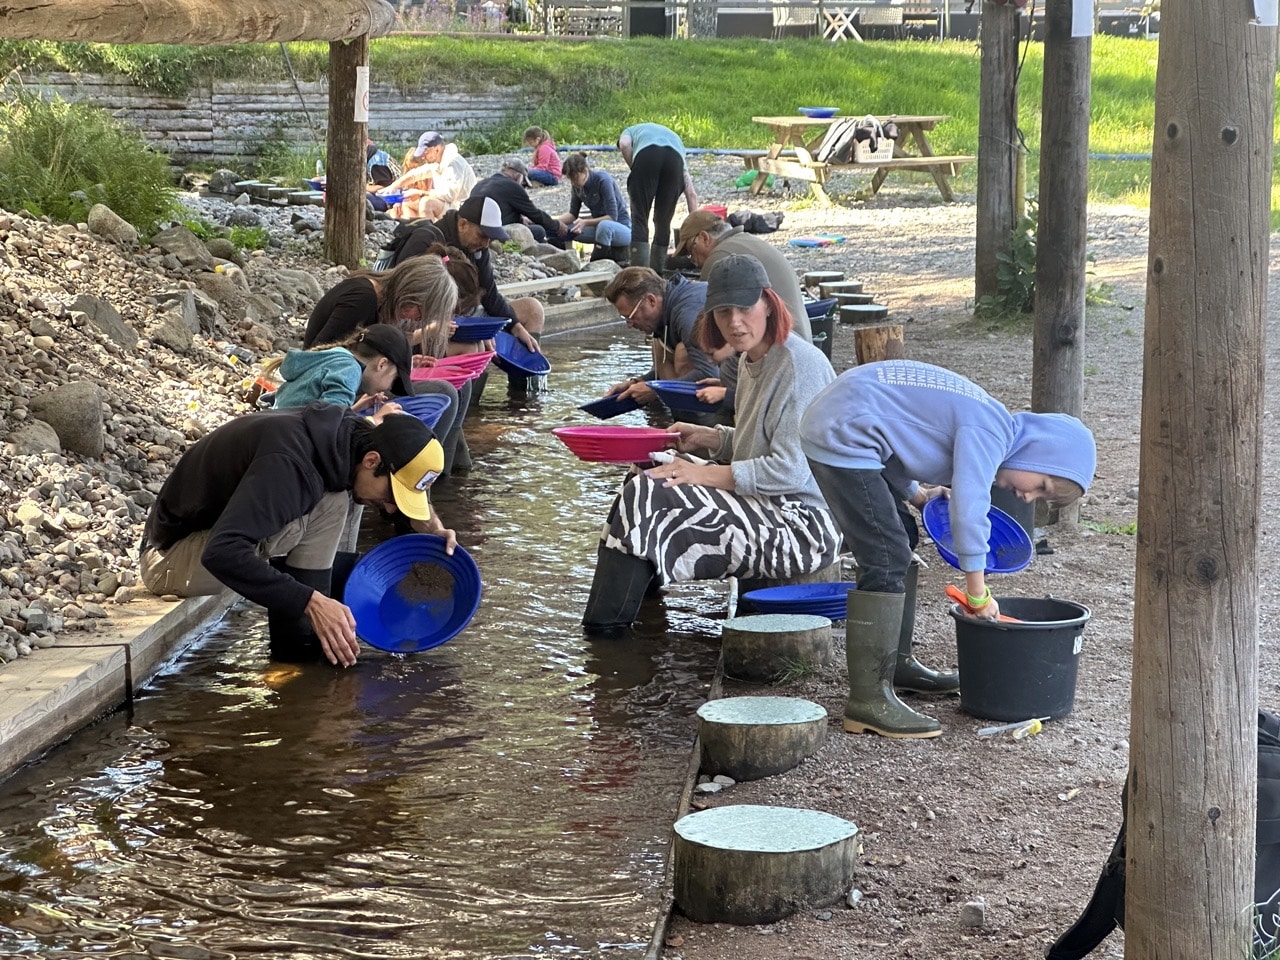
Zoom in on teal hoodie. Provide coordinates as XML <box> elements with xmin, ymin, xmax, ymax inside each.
<box><xmin>272</xmin><ymin>347</ymin><xmax>363</xmax><ymax>409</ymax></box>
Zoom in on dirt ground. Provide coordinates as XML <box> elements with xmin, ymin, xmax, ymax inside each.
<box><xmin>645</xmin><ymin>167</ymin><xmax>1278</xmax><ymax>959</ymax></box>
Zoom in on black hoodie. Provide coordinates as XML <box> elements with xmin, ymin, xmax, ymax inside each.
<box><xmin>144</xmin><ymin>404</ymin><xmax>357</xmax><ymax>617</ymax></box>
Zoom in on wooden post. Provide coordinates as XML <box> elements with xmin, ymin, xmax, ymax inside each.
<box><xmin>1126</xmin><ymin>2</ymin><xmax>1274</xmax><ymax>958</ymax></box>
<box><xmin>324</xmin><ymin>38</ymin><xmax>368</xmax><ymax>270</ymax></box>
<box><xmin>1032</xmin><ymin>0</ymin><xmax>1092</xmax><ymax>526</ymax></box>
<box><xmin>974</xmin><ymin>1</ymin><xmax>1020</xmax><ymax>301</ymax></box>
<box><xmin>852</xmin><ymin>323</ymin><xmax>904</xmax><ymax>364</ymax></box>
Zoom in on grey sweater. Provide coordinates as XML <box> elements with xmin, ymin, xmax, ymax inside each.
<box><xmin>711</xmin><ymin>334</ymin><xmax>835</xmax><ymax>510</ymax></box>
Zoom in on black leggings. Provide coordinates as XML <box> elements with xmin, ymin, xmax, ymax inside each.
<box><xmin>626</xmin><ymin>145</ymin><xmax>684</xmax><ymax>248</ymax></box>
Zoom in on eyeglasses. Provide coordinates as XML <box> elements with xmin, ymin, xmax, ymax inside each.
<box><xmin>619</xmin><ymin>295</ymin><xmax>647</xmax><ymax>325</ymax></box>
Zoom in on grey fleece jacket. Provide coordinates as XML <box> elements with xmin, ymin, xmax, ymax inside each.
<box><xmin>710</xmin><ymin>334</ymin><xmax>834</xmax><ymax>510</ymax></box>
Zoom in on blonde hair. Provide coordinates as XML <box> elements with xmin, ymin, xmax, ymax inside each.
<box><xmin>1048</xmin><ymin>476</ymin><xmax>1086</xmax><ymax>508</ymax></box>
<box><xmin>356</xmin><ymin>256</ymin><xmax>458</xmax><ymax>358</ymax></box>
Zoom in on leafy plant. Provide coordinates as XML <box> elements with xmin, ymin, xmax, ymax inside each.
<box><xmin>228</xmin><ymin>225</ymin><xmax>270</xmax><ymax>251</ymax></box>
<box><xmin>976</xmin><ymin>198</ymin><xmax>1038</xmax><ymax>321</ymax></box>
<box><xmin>0</xmin><ymin>91</ymin><xmax>176</xmax><ymax>233</ymax></box>
<box><xmin>1082</xmin><ymin>519</ymin><xmax>1137</xmax><ymax>536</ymax></box>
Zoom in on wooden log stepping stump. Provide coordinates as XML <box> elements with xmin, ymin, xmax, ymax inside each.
<box><xmin>803</xmin><ymin>270</ymin><xmax>845</xmax><ymax>288</ymax></box>
<box><xmin>721</xmin><ymin>613</ymin><xmax>832</xmax><ymax>683</ymax></box>
<box><xmin>673</xmin><ymin>804</ymin><xmax>859</xmax><ymax>924</ymax></box>
<box><xmin>819</xmin><ymin>279</ymin><xmax>865</xmax><ymax>298</ymax></box>
<box><xmin>839</xmin><ymin>302</ymin><xmax>890</xmax><ymax>324</ymax></box>
<box><xmin>833</xmin><ymin>291</ymin><xmax>875</xmax><ymax>306</ymax></box>
<box><xmin>698</xmin><ymin>696</ymin><xmax>828</xmax><ymax>781</ymax></box>
<box><xmin>851</xmin><ymin>321</ymin><xmax>905</xmax><ymax>364</ymax></box>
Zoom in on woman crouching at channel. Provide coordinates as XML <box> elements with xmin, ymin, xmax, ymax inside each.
<box><xmin>582</xmin><ymin>253</ymin><xmax>842</xmax><ymax>636</ymax></box>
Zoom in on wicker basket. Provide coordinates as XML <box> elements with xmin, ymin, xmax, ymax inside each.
<box><xmin>853</xmin><ymin>136</ymin><xmax>896</xmax><ymax>163</ymax></box>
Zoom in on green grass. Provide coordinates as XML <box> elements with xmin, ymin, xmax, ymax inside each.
<box><xmin>3</xmin><ymin>33</ymin><xmax>1276</xmax><ymax>209</ymax></box>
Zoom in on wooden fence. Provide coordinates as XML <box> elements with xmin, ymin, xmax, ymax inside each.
<box><xmin>20</xmin><ymin>73</ymin><xmax>531</xmax><ymax>167</ymax></box>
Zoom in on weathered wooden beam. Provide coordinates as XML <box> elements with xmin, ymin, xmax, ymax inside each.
<box><xmin>0</xmin><ymin>0</ymin><xmax>397</xmax><ymax>44</ymax></box>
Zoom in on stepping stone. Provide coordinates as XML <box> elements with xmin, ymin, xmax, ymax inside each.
<box><xmin>840</xmin><ymin>303</ymin><xmax>890</xmax><ymax>323</ymax></box>
<box><xmin>698</xmin><ymin>696</ymin><xmax>827</xmax><ymax>781</ymax></box>
<box><xmin>833</xmin><ymin>291</ymin><xmax>875</xmax><ymax>306</ymax></box>
<box><xmin>804</xmin><ymin>270</ymin><xmax>845</xmax><ymax>287</ymax></box>
<box><xmin>673</xmin><ymin>804</ymin><xmax>859</xmax><ymax>924</ymax></box>
<box><xmin>819</xmin><ymin>279</ymin><xmax>865</xmax><ymax>297</ymax></box>
<box><xmin>721</xmin><ymin>613</ymin><xmax>832</xmax><ymax>684</ymax></box>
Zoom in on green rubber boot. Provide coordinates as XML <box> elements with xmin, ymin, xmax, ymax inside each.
<box><xmin>844</xmin><ymin>588</ymin><xmax>942</xmax><ymax>738</ymax></box>
<box><xmin>648</xmin><ymin>244</ymin><xmax>667</xmax><ymax>276</ymax></box>
<box><xmin>893</xmin><ymin>560</ymin><xmax>960</xmax><ymax>694</ymax></box>
<box><xmin>628</xmin><ymin>241</ymin><xmax>650</xmax><ymax>272</ymax></box>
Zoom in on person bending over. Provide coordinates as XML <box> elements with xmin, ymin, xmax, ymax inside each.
<box><xmin>799</xmin><ymin>358</ymin><xmax>1097</xmax><ymax>740</ymax></box>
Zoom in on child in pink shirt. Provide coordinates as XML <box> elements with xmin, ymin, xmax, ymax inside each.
<box><xmin>523</xmin><ymin>126</ymin><xmax>562</xmax><ymax>186</ymax></box>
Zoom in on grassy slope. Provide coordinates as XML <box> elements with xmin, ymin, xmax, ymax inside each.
<box><xmin>0</xmin><ymin>34</ymin><xmax>1256</xmax><ymax>206</ymax></box>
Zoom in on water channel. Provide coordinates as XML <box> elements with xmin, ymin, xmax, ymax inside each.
<box><xmin>0</xmin><ymin>324</ymin><xmax>728</xmax><ymax>959</ymax></box>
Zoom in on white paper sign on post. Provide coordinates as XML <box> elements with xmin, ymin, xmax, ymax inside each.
<box><xmin>354</xmin><ymin>66</ymin><xmax>370</xmax><ymax>123</ymax></box>
<box><xmin>1254</xmin><ymin>0</ymin><xmax>1278</xmax><ymax>27</ymax></box>
<box><xmin>1071</xmin><ymin>0</ymin><xmax>1094</xmax><ymax>37</ymax></box>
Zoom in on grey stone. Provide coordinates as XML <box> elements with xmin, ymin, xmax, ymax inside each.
<box><xmin>86</xmin><ymin>203</ymin><xmax>138</xmax><ymax>247</ymax></box>
<box><xmin>206</xmin><ymin>168</ymin><xmax>244</xmax><ymax>194</ymax></box>
<box><xmin>151</xmin><ymin>225</ymin><xmax>214</xmax><ymax>270</ymax></box>
<box><xmin>503</xmin><ymin>223</ymin><xmax>537</xmax><ymax>252</ymax></box>
<box><xmin>230</xmin><ymin>195</ymin><xmax>254</xmax><ymax>211</ymax></box>
<box><xmin>961</xmin><ymin>900</ymin><xmax>985</xmax><ymax>928</ymax></box>
<box><xmin>8</xmin><ymin>420</ymin><xmax>61</xmax><ymax>455</ymax></box>
<box><xmin>244</xmin><ymin>293</ymin><xmax>282</xmax><ymax>324</ymax></box>
<box><xmin>28</xmin><ymin>316</ymin><xmax>57</xmax><ymax>338</ymax></box>
<box><xmin>581</xmin><ymin>259</ymin><xmax>621</xmax><ymax>296</ymax></box>
<box><xmin>538</xmin><ymin>249</ymin><xmax>582</xmax><ymax>274</ymax></box>
<box><xmin>193</xmin><ymin>271</ymin><xmax>246</xmax><ymax>323</ymax></box>
<box><xmin>68</xmin><ymin>293</ymin><xmax>138</xmax><ymax>351</ymax></box>
<box><xmin>152</xmin><ymin>290</ymin><xmax>200</xmax><ymax>333</ymax></box>
<box><xmin>273</xmin><ymin>268</ymin><xmax>325</xmax><ymax>303</ymax></box>
<box><xmin>28</xmin><ymin>382</ymin><xmax>105</xmax><ymax>457</ymax></box>
<box><xmin>148</xmin><ymin>307</ymin><xmax>195</xmax><ymax>354</ymax></box>
<box><xmin>205</xmin><ymin>238</ymin><xmax>245</xmax><ymax>267</ymax></box>
<box><xmin>528</xmin><ymin>242</ymin><xmax>561</xmax><ymax>257</ymax></box>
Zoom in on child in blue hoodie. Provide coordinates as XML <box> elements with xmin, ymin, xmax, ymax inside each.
<box><xmin>799</xmin><ymin>359</ymin><xmax>1096</xmax><ymax>740</ymax></box>
<box><xmin>268</xmin><ymin>325</ymin><xmax>413</xmax><ymax>416</ymax></box>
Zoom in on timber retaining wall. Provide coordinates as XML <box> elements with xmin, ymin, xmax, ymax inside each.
<box><xmin>18</xmin><ymin>73</ymin><xmax>530</xmax><ymax>167</ymax></box>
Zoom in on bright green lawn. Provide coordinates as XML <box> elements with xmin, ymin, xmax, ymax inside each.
<box><xmin>3</xmin><ymin>34</ymin><xmax>1272</xmax><ymax>208</ymax></box>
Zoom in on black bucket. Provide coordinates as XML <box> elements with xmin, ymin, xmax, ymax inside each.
<box><xmin>949</xmin><ymin>596</ymin><xmax>1091</xmax><ymax>721</ymax></box>
<box><xmin>811</xmin><ymin>314</ymin><xmax>836</xmax><ymax>360</ymax></box>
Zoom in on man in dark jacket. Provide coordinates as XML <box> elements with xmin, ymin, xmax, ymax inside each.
<box><xmin>471</xmin><ymin>158</ymin><xmax>568</xmax><ymax>246</ymax></box>
<box><xmin>388</xmin><ymin>194</ymin><xmax>544</xmax><ymax>349</ymax></box>
<box><xmin>139</xmin><ymin>405</ymin><xmax>450</xmax><ymax>667</ymax></box>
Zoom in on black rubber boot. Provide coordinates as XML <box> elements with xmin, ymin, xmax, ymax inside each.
<box><xmin>588</xmin><ymin>244</ymin><xmax>610</xmax><ymax>262</ymax></box>
<box><xmin>844</xmin><ymin>588</ymin><xmax>942</xmax><ymax>738</ymax></box>
<box><xmin>608</xmin><ymin>244</ymin><xmax>631</xmax><ymax>266</ymax></box>
<box><xmin>648</xmin><ymin>244</ymin><xmax>668</xmax><ymax>276</ymax></box>
<box><xmin>628</xmin><ymin>241</ymin><xmax>650</xmax><ymax>271</ymax></box>
<box><xmin>893</xmin><ymin>559</ymin><xmax>960</xmax><ymax>693</ymax></box>
<box><xmin>582</xmin><ymin>543</ymin><xmax>657</xmax><ymax>638</ymax></box>
<box><xmin>266</xmin><ymin>560</ymin><xmax>333</xmax><ymax>662</ymax></box>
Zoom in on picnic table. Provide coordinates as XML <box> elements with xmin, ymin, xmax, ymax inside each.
<box><xmin>742</xmin><ymin>114</ymin><xmax>974</xmax><ymax>204</ymax></box>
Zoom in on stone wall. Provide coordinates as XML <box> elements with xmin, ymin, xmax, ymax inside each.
<box><xmin>20</xmin><ymin>72</ymin><xmax>531</xmax><ymax>167</ymax></box>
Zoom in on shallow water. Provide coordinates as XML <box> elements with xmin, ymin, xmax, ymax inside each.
<box><xmin>0</xmin><ymin>325</ymin><xmax>728</xmax><ymax>959</ymax></box>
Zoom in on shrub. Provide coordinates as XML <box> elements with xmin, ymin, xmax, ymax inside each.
<box><xmin>0</xmin><ymin>91</ymin><xmax>176</xmax><ymax>233</ymax></box>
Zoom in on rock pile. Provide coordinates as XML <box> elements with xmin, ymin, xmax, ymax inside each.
<box><xmin>0</xmin><ymin>187</ymin><xmax>598</xmax><ymax>668</ymax></box>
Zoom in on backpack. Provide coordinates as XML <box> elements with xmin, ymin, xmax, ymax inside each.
<box><xmin>1047</xmin><ymin>710</ymin><xmax>1280</xmax><ymax>959</ymax></box>
<box><xmin>728</xmin><ymin>209</ymin><xmax>784</xmax><ymax>234</ymax></box>
<box><xmin>815</xmin><ymin>115</ymin><xmax>901</xmax><ymax>165</ymax></box>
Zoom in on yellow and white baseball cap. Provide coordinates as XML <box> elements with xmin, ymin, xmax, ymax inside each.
<box><xmin>371</xmin><ymin>414</ymin><xmax>444</xmax><ymax>520</ymax></box>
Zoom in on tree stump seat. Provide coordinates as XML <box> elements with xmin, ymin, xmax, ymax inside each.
<box><xmin>720</xmin><ymin>613</ymin><xmax>833</xmax><ymax>684</ymax></box>
<box><xmin>673</xmin><ymin>804</ymin><xmax>859</xmax><ymax>924</ymax></box>
<box><xmin>698</xmin><ymin>696</ymin><xmax>828</xmax><ymax>781</ymax></box>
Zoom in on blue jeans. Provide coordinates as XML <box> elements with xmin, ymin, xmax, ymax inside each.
<box><xmin>577</xmin><ymin>221</ymin><xmax>632</xmax><ymax>247</ymax></box>
<box><xmin>528</xmin><ymin>168</ymin><xmax>559</xmax><ymax>186</ymax></box>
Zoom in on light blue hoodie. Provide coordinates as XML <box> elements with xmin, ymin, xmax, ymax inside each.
<box><xmin>272</xmin><ymin>347</ymin><xmax>363</xmax><ymax>409</ymax></box>
<box><xmin>799</xmin><ymin>360</ymin><xmax>1096</xmax><ymax>571</ymax></box>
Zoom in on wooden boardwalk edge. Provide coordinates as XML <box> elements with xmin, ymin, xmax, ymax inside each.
<box><xmin>0</xmin><ymin>591</ymin><xmax>236</xmax><ymax>783</ymax></box>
